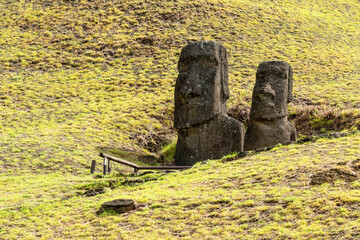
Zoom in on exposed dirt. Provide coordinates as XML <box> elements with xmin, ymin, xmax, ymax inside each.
<box><xmin>83</xmin><ymin>187</ymin><xmax>106</xmax><ymax>197</ymax></box>
<box><xmin>309</xmin><ymin>168</ymin><xmax>358</xmax><ymax>186</ymax></box>
<box><xmin>227</xmin><ymin>102</ymin><xmax>251</xmax><ymax>127</ymax></box>
<box><xmin>351</xmin><ymin>159</ymin><xmax>360</xmax><ymax>173</ymax></box>
<box><xmin>227</xmin><ymin>98</ymin><xmax>360</xmax><ymax>138</ymax></box>
<box><xmin>290</xmin><ymin>99</ymin><xmax>360</xmax><ymax>136</ymax></box>
<box><xmin>135</xmin><ymin>131</ymin><xmax>174</xmax><ymax>153</ymax></box>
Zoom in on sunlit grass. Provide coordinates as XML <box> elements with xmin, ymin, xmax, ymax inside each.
<box><xmin>1</xmin><ymin>134</ymin><xmax>359</xmax><ymax>239</ymax></box>
<box><xmin>0</xmin><ymin>0</ymin><xmax>359</xmax><ymax>174</ymax></box>
<box><xmin>0</xmin><ymin>0</ymin><xmax>360</xmax><ymax>238</ymax></box>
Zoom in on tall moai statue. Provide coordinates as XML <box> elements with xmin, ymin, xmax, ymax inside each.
<box><xmin>174</xmin><ymin>41</ymin><xmax>245</xmax><ymax>166</ymax></box>
<box><xmin>244</xmin><ymin>61</ymin><xmax>296</xmax><ymax>151</ymax></box>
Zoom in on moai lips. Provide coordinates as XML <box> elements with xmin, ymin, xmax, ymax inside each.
<box><xmin>244</xmin><ymin>61</ymin><xmax>296</xmax><ymax>151</ymax></box>
<box><xmin>174</xmin><ymin>41</ymin><xmax>244</xmax><ymax>166</ymax></box>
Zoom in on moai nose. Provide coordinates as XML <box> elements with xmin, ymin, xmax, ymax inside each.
<box><xmin>179</xmin><ymin>80</ymin><xmax>202</xmax><ymax>102</ymax></box>
<box><xmin>257</xmin><ymin>82</ymin><xmax>275</xmax><ymax>103</ymax></box>
<box><xmin>259</xmin><ymin>82</ymin><xmax>275</xmax><ymax>96</ymax></box>
<box><xmin>184</xmin><ymin>66</ymin><xmax>202</xmax><ymax>98</ymax></box>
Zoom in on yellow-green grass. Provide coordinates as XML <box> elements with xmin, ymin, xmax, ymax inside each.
<box><xmin>1</xmin><ymin>133</ymin><xmax>359</xmax><ymax>239</ymax></box>
<box><xmin>1</xmin><ymin>0</ymin><xmax>360</xmax><ymax>173</ymax></box>
<box><xmin>1</xmin><ymin>0</ymin><xmax>360</xmax><ymax>237</ymax></box>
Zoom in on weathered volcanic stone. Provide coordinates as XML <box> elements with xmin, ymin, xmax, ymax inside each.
<box><xmin>97</xmin><ymin>199</ymin><xmax>136</xmax><ymax>214</ymax></box>
<box><xmin>244</xmin><ymin>61</ymin><xmax>296</xmax><ymax>151</ymax></box>
<box><xmin>175</xmin><ymin>115</ymin><xmax>244</xmax><ymax>166</ymax></box>
<box><xmin>174</xmin><ymin>41</ymin><xmax>244</xmax><ymax>166</ymax></box>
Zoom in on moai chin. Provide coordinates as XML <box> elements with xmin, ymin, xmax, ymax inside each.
<box><xmin>174</xmin><ymin>41</ymin><xmax>245</xmax><ymax>166</ymax></box>
<box><xmin>244</xmin><ymin>61</ymin><xmax>296</xmax><ymax>151</ymax></box>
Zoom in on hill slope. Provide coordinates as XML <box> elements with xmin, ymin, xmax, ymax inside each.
<box><xmin>1</xmin><ymin>133</ymin><xmax>359</xmax><ymax>239</ymax></box>
<box><xmin>0</xmin><ymin>0</ymin><xmax>360</xmax><ymax>173</ymax></box>
<box><xmin>1</xmin><ymin>1</ymin><xmax>360</xmax><ymax>239</ymax></box>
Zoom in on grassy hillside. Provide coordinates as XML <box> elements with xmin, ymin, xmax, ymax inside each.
<box><xmin>1</xmin><ymin>134</ymin><xmax>359</xmax><ymax>239</ymax></box>
<box><xmin>0</xmin><ymin>0</ymin><xmax>360</xmax><ymax>238</ymax></box>
<box><xmin>0</xmin><ymin>0</ymin><xmax>359</xmax><ymax>173</ymax></box>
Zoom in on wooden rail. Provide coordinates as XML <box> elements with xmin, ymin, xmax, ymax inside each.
<box><xmin>92</xmin><ymin>152</ymin><xmax>192</xmax><ymax>175</ymax></box>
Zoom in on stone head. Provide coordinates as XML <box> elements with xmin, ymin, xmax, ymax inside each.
<box><xmin>250</xmin><ymin>61</ymin><xmax>293</xmax><ymax>121</ymax></box>
<box><xmin>174</xmin><ymin>41</ymin><xmax>229</xmax><ymax>129</ymax></box>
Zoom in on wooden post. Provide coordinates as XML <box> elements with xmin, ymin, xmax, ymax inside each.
<box><xmin>90</xmin><ymin>160</ymin><xmax>96</xmax><ymax>174</ymax></box>
<box><xmin>107</xmin><ymin>160</ymin><xmax>111</xmax><ymax>174</ymax></box>
<box><xmin>103</xmin><ymin>157</ymin><xmax>108</xmax><ymax>175</ymax></box>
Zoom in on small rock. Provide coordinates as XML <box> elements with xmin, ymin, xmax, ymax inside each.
<box><xmin>97</xmin><ymin>199</ymin><xmax>136</xmax><ymax>214</ymax></box>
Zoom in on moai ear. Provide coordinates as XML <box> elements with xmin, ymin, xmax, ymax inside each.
<box><xmin>219</xmin><ymin>45</ymin><xmax>230</xmax><ymax>100</ymax></box>
<box><xmin>288</xmin><ymin>65</ymin><xmax>293</xmax><ymax>103</ymax></box>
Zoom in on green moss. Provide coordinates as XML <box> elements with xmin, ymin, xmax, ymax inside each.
<box><xmin>159</xmin><ymin>139</ymin><xmax>177</xmax><ymax>164</ymax></box>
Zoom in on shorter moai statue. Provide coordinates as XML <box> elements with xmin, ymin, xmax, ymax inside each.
<box><xmin>174</xmin><ymin>41</ymin><xmax>245</xmax><ymax>166</ymax></box>
<box><xmin>244</xmin><ymin>61</ymin><xmax>296</xmax><ymax>151</ymax></box>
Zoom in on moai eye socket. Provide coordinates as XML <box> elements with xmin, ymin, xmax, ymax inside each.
<box><xmin>199</xmin><ymin>57</ymin><xmax>218</xmax><ymax>68</ymax></box>
<box><xmin>268</xmin><ymin>69</ymin><xmax>285</xmax><ymax>85</ymax></box>
<box><xmin>255</xmin><ymin>71</ymin><xmax>266</xmax><ymax>84</ymax></box>
<box><xmin>273</xmin><ymin>68</ymin><xmax>286</xmax><ymax>78</ymax></box>
<box><xmin>273</xmin><ymin>76</ymin><xmax>284</xmax><ymax>85</ymax></box>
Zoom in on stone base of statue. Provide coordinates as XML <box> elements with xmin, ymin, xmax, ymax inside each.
<box><xmin>244</xmin><ymin>117</ymin><xmax>296</xmax><ymax>151</ymax></box>
<box><xmin>175</xmin><ymin>115</ymin><xmax>245</xmax><ymax>166</ymax></box>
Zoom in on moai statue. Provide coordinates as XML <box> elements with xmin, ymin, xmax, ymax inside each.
<box><xmin>244</xmin><ymin>61</ymin><xmax>296</xmax><ymax>151</ymax></box>
<box><xmin>174</xmin><ymin>41</ymin><xmax>245</xmax><ymax>166</ymax></box>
